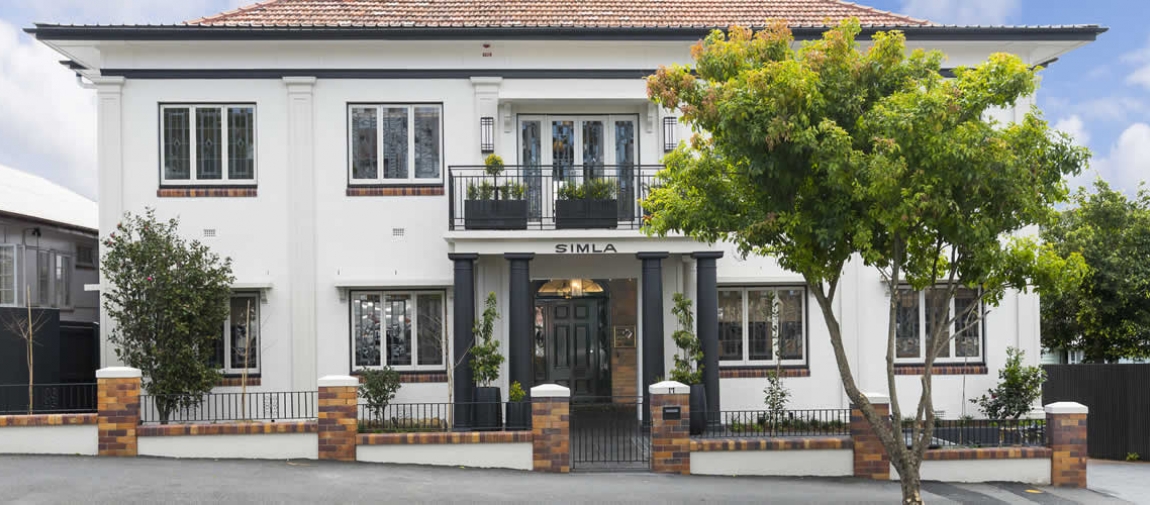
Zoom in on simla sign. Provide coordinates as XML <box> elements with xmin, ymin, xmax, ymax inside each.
<box><xmin>555</xmin><ymin>243</ymin><xmax>618</xmax><ymax>254</ymax></box>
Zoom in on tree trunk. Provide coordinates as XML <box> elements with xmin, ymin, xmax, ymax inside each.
<box><xmin>898</xmin><ymin>469</ymin><xmax>924</xmax><ymax>504</ymax></box>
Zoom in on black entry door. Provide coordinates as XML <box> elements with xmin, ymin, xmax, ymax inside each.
<box><xmin>541</xmin><ymin>300</ymin><xmax>599</xmax><ymax>397</ymax></box>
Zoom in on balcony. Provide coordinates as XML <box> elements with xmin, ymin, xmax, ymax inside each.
<box><xmin>448</xmin><ymin>165</ymin><xmax>663</xmax><ymax>231</ymax></box>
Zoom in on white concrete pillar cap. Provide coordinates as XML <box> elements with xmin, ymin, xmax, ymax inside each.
<box><xmin>1044</xmin><ymin>402</ymin><xmax>1088</xmax><ymax>415</ymax></box>
<box><xmin>531</xmin><ymin>384</ymin><xmax>570</xmax><ymax>398</ymax></box>
<box><xmin>318</xmin><ymin>375</ymin><xmax>359</xmax><ymax>388</ymax></box>
<box><xmin>96</xmin><ymin>367</ymin><xmax>141</xmax><ymax>379</ymax></box>
<box><xmin>862</xmin><ymin>392</ymin><xmax>890</xmax><ymax>405</ymax></box>
<box><xmin>649</xmin><ymin>380</ymin><xmax>690</xmax><ymax>395</ymax></box>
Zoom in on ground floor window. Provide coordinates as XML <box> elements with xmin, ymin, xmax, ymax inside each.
<box><xmin>351</xmin><ymin>291</ymin><xmax>445</xmax><ymax>370</ymax></box>
<box><xmin>895</xmin><ymin>287</ymin><xmax>983</xmax><ymax>363</ymax></box>
<box><xmin>211</xmin><ymin>292</ymin><xmax>260</xmax><ymax>374</ymax></box>
<box><xmin>0</xmin><ymin>245</ymin><xmax>15</xmax><ymax>305</ymax></box>
<box><xmin>718</xmin><ymin>286</ymin><xmax>806</xmax><ymax>366</ymax></box>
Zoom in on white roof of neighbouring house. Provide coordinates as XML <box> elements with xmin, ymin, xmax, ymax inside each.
<box><xmin>0</xmin><ymin>164</ymin><xmax>97</xmax><ymax>233</ymax></box>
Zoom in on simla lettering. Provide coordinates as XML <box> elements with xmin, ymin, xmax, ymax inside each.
<box><xmin>555</xmin><ymin>243</ymin><xmax>618</xmax><ymax>254</ymax></box>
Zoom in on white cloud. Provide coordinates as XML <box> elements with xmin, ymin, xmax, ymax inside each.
<box><xmin>13</xmin><ymin>0</ymin><xmax>249</xmax><ymax>25</ymax></box>
<box><xmin>1065</xmin><ymin>96</ymin><xmax>1147</xmax><ymax>123</ymax></box>
<box><xmin>900</xmin><ymin>0</ymin><xmax>1020</xmax><ymax>25</ymax></box>
<box><xmin>1085</xmin><ymin>123</ymin><xmax>1150</xmax><ymax>193</ymax></box>
<box><xmin>1122</xmin><ymin>35</ymin><xmax>1150</xmax><ymax>91</ymax></box>
<box><xmin>1054</xmin><ymin>115</ymin><xmax>1090</xmax><ymax>147</ymax></box>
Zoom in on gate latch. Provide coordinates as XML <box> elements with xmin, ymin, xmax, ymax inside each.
<box><xmin>662</xmin><ymin>406</ymin><xmax>682</xmax><ymax>420</ymax></box>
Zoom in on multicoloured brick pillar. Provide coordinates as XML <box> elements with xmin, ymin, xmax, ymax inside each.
<box><xmin>851</xmin><ymin>392</ymin><xmax>890</xmax><ymax>480</ymax></box>
<box><xmin>1046</xmin><ymin>402</ymin><xmax>1089</xmax><ymax>488</ymax></box>
<box><xmin>650</xmin><ymin>380</ymin><xmax>690</xmax><ymax>474</ymax></box>
<box><xmin>96</xmin><ymin>366</ymin><xmax>141</xmax><ymax>457</ymax></box>
<box><xmin>318</xmin><ymin>375</ymin><xmax>359</xmax><ymax>462</ymax></box>
<box><xmin>531</xmin><ymin>384</ymin><xmax>570</xmax><ymax>473</ymax></box>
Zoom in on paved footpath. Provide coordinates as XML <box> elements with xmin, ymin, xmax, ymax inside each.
<box><xmin>0</xmin><ymin>455</ymin><xmax>1130</xmax><ymax>504</ymax></box>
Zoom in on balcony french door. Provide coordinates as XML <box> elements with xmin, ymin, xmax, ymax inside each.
<box><xmin>519</xmin><ymin>115</ymin><xmax>638</xmax><ymax>221</ymax></box>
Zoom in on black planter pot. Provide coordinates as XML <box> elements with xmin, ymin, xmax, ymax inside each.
<box><xmin>464</xmin><ymin>200</ymin><xmax>528</xmax><ymax>230</ymax></box>
<box><xmin>555</xmin><ymin>199</ymin><xmax>618</xmax><ymax>229</ymax></box>
<box><xmin>505</xmin><ymin>401</ymin><xmax>532</xmax><ymax>430</ymax></box>
<box><xmin>473</xmin><ymin>387</ymin><xmax>503</xmax><ymax>430</ymax></box>
<box><xmin>689</xmin><ymin>384</ymin><xmax>708</xmax><ymax>435</ymax></box>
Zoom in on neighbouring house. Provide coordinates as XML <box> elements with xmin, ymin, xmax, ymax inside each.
<box><xmin>26</xmin><ymin>0</ymin><xmax>1102</xmax><ymax>420</ymax></box>
<box><xmin>0</xmin><ymin>164</ymin><xmax>100</xmax><ymax>388</ymax></box>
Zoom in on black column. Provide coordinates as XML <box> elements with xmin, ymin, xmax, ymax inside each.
<box><xmin>505</xmin><ymin>253</ymin><xmax>535</xmax><ymax>398</ymax></box>
<box><xmin>449</xmin><ymin>253</ymin><xmax>479</xmax><ymax>430</ymax></box>
<box><xmin>692</xmin><ymin>251</ymin><xmax>723</xmax><ymax>419</ymax></box>
<box><xmin>637</xmin><ymin>252</ymin><xmax>669</xmax><ymax>424</ymax></box>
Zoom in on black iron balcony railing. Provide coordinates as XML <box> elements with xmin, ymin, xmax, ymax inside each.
<box><xmin>448</xmin><ymin>165</ymin><xmax>664</xmax><ymax>231</ymax></box>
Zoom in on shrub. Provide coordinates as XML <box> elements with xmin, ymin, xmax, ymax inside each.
<box><xmin>971</xmin><ymin>347</ymin><xmax>1046</xmax><ymax>419</ymax></box>
<box><xmin>358</xmin><ymin>366</ymin><xmax>401</xmax><ymax>420</ymax></box>
<box><xmin>484</xmin><ymin>154</ymin><xmax>505</xmax><ymax>176</ymax></box>
<box><xmin>509</xmin><ymin>381</ymin><xmax>526</xmax><ymax>402</ymax></box>
<box><xmin>470</xmin><ymin>292</ymin><xmax>504</xmax><ymax>387</ymax></box>
<box><xmin>669</xmin><ymin>293</ymin><xmax>703</xmax><ymax>385</ymax></box>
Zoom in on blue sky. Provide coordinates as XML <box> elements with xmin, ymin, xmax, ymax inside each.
<box><xmin>0</xmin><ymin>0</ymin><xmax>1145</xmax><ymax>200</ymax></box>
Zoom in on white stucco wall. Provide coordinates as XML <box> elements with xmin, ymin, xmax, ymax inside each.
<box><xmin>690</xmin><ymin>449</ymin><xmax>853</xmax><ymax>477</ymax></box>
<box><xmin>356</xmin><ymin>442</ymin><xmax>532</xmax><ymax>470</ymax></box>
<box><xmin>137</xmin><ymin>433</ymin><xmax>319</xmax><ymax>460</ymax></box>
<box><xmin>891</xmin><ymin>458</ymin><xmax>1051</xmax><ymax>485</ymax></box>
<box><xmin>0</xmin><ymin>425</ymin><xmax>97</xmax><ymax>455</ymax></box>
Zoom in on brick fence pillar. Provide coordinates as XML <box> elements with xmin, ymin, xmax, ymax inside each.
<box><xmin>531</xmin><ymin>384</ymin><xmax>570</xmax><ymax>473</ymax></box>
<box><xmin>318</xmin><ymin>375</ymin><xmax>359</xmax><ymax>462</ymax></box>
<box><xmin>96</xmin><ymin>366</ymin><xmax>141</xmax><ymax>457</ymax></box>
<box><xmin>650</xmin><ymin>380</ymin><xmax>690</xmax><ymax>474</ymax></box>
<box><xmin>1046</xmin><ymin>402</ymin><xmax>1089</xmax><ymax>488</ymax></box>
<box><xmin>851</xmin><ymin>392</ymin><xmax>890</xmax><ymax>480</ymax></box>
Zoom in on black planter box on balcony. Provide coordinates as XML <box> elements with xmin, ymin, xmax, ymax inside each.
<box><xmin>463</xmin><ymin>200</ymin><xmax>528</xmax><ymax>230</ymax></box>
<box><xmin>555</xmin><ymin>199</ymin><xmax>618</xmax><ymax>229</ymax></box>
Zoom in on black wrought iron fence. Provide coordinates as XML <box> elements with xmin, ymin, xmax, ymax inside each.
<box><xmin>357</xmin><ymin>401</ymin><xmax>532</xmax><ymax>433</ymax></box>
<box><xmin>0</xmin><ymin>383</ymin><xmax>97</xmax><ymax>415</ymax></box>
<box><xmin>139</xmin><ymin>391</ymin><xmax>317</xmax><ymax>424</ymax></box>
<box><xmin>697</xmin><ymin>408</ymin><xmax>851</xmax><ymax>438</ymax></box>
<box><xmin>903</xmin><ymin>418</ymin><xmax>1046</xmax><ymax>448</ymax></box>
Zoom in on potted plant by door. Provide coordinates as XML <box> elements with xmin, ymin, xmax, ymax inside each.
<box><xmin>554</xmin><ymin>178</ymin><xmax>619</xmax><ymax>229</ymax></box>
<box><xmin>505</xmin><ymin>381</ymin><xmax>531</xmax><ymax>430</ymax></box>
<box><xmin>670</xmin><ymin>293</ymin><xmax>707</xmax><ymax>435</ymax></box>
<box><xmin>470</xmin><ymin>292</ymin><xmax>506</xmax><ymax>430</ymax></box>
<box><xmin>464</xmin><ymin>154</ymin><xmax>529</xmax><ymax>230</ymax></box>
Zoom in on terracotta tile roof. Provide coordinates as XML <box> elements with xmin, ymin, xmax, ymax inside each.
<box><xmin>185</xmin><ymin>0</ymin><xmax>931</xmax><ymax>29</ymax></box>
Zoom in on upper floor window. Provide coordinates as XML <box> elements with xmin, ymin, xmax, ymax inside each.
<box><xmin>348</xmin><ymin>104</ymin><xmax>442</xmax><ymax>184</ymax></box>
<box><xmin>161</xmin><ymin>104</ymin><xmax>256</xmax><ymax>185</ymax></box>
<box><xmin>0</xmin><ymin>245</ymin><xmax>15</xmax><ymax>306</ymax></box>
<box><xmin>718</xmin><ymin>286</ymin><xmax>807</xmax><ymax>366</ymax></box>
<box><xmin>895</xmin><ymin>287</ymin><xmax>983</xmax><ymax>363</ymax></box>
<box><xmin>351</xmin><ymin>290</ymin><xmax>445</xmax><ymax>371</ymax></box>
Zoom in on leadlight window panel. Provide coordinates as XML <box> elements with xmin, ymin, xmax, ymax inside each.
<box><xmin>160</xmin><ymin>104</ymin><xmax>257</xmax><ymax>185</ymax></box>
<box><xmin>414</xmin><ymin>106</ymin><xmax>441</xmax><ymax>179</ymax></box>
<box><xmin>350</xmin><ymin>290</ymin><xmax>446</xmax><ymax>370</ymax></box>
<box><xmin>0</xmin><ymin>245</ymin><xmax>15</xmax><ymax>305</ymax></box>
<box><xmin>54</xmin><ymin>254</ymin><xmax>71</xmax><ymax>308</ymax></box>
<box><xmin>718</xmin><ymin>290</ymin><xmax>743</xmax><ymax>361</ymax></box>
<box><xmin>747</xmin><ymin>290</ymin><xmax>773</xmax><ymax>361</ymax></box>
<box><xmin>895</xmin><ymin>289</ymin><xmax>920</xmax><ymax>358</ymax></box>
<box><xmin>895</xmin><ymin>287</ymin><xmax>984</xmax><ymax>363</ymax></box>
<box><xmin>719</xmin><ymin>286</ymin><xmax>807</xmax><ymax>366</ymax></box>
<box><xmin>211</xmin><ymin>293</ymin><xmax>261</xmax><ymax>374</ymax></box>
<box><xmin>778</xmin><ymin>289</ymin><xmax>805</xmax><ymax>360</ymax></box>
<box><xmin>347</xmin><ymin>104</ymin><xmax>442</xmax><ymax>184</ymax></box>
<box><xmin>382</xmin><ymin>107</ymin><xmax>409</xmax><ymax>180</ymax></box>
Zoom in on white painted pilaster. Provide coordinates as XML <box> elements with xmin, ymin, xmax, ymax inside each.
<box><xmin>94</xmin><ymin>76</ymin><xmax>125</xmax><ymax>368</ymax></box>
<box><xmin>471</xmin><ymin>77</ymin><xmax>503</xmax><ymax>159</ymax></box>
<box><xmin>284</xmin><ymin>76</ymin><xmax>318</xmax><ymax>390</ymax></box>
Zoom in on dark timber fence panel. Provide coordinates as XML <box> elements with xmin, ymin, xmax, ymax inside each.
<box><xmin>1043</xmin><ymin>364</ymin><xmax>1150</xmax><ymax>460</ymax></box>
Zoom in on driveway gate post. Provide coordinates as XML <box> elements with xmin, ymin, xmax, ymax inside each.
<box><xmin>650</xmin><ymin>380</ymin><xmax>690</xmax><ymax>474</ymax></box>
<box><xmin>96</xmin><ymin>366</ymin><xmax>141</xmax><ymax>457</ymax></box>
<box><xmin>1046</xmin><ymin>402</ymin><xmax>1088</xmax><ymax>488</ymax></box>
<box><xmin>531</xmin><ymin>384</ymin><xmax>570</xmax><ymax>472</ymax></box>
<box><xmin>318</xmin><ymin>375</ymin><xmax>359</xmax><ymax>461</ymax></box>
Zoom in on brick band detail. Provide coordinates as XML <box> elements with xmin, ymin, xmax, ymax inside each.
<box><xmin>850</xmin><ymin>403</ymin><xmax>890</xmax><ymax>480</ymax></box>
<box><xmin>98</xmin><ymin>376</ymin><xmax>141</xmax><ymax>457</ymax></box>
<box><xmin>0</xmin><ymin>413</ymin><xmax>96</xmax><ymax>427</ymax></box>
<box><xmin>359</xmin><ymin>431</ymin><xmax>531</xmax><ymax>446</ymax></box>
<box><xmin>216</xmin><ymin>376</ymin><xmax>261</xmax><ymax>387</ymax></box>
<box><xmin>690</xmin><ymin>436</ymin><xmax>851</xmax><ymax>452</ymax></box>
<box><xmin>532</xmin><ymin>397</ymin><xmax>570</xmax><ymax>472</ymax></box>
<box><xmin>138</xmin><ymin>420</ymin><xmax>317</xmax><ymax>437</ymax></box>
<box><xmin>893</xmin><ymin>364</ymin><xmax>988</xmax><ymax>376</ymax></box>
<box><xmin>922</xmin><ymin>447</ymin><xmax>1052</xmax><ymax>460</ymax></box>
<box><xmin>346</xmin><ymin>186</ymin><xmax>444</xmax><ymax>197</ymax></box>
<box><xmin>719</xmin><ymin>367</ymin><xmax>811</xmax><ymax>379</ymax></box>
<box><xmin>318</xmin><ymin>385</ymin><xmax>358</xmax><ymax>461</ymax></box>
<box><xmin>651</xmin><ymin>392</ymin><xmax>690</xmax><ymax>474</ymax></box>
<box><xmin>157</xmin><ymin>187</ymin><xmax>257</xmax><ymax>198</ymax></box>
<box><xmin>1049</xmin><ymin>412</ymin><xmax>1088</xmax><ymax>488</ymax></box>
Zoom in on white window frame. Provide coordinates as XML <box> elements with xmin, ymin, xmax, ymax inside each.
<box><xmin>350</xmin><ymin>290</ymin><xmax>446</xmax><ymax>371</ymax></box>
<box><xmin>347</xmin><ymin>104</ymin><xmax>443</xmax><ymax>185</ymax></box>
<box><xmin>894</xmin><ymin>287</ymin><xmax>985</xmax><ymax>364</ymax></box>
<box><xmin>221</xmin><ymin>292</ymin><xmax>261</xmax><ymax>375</ymax></box>
<box><xmin>53</xmin><ymin>253</ymin><xmax>72</xmax><ymax>309</ymax></box>
<box><xmin>718</xmin><ymin>286</ymin><xmax>807</xmax><ymax>367</ymax></box>
<box><xmin>159</xmin><ymin>104</ymin><xmax>258</xmax><ymax>186</ymax></box>
<box><xmin>0</xmin><ymin>244</ymin><xmax>18</xmax><ymax>307</ymax></box>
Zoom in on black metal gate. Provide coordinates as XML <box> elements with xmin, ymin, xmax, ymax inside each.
<box><xmin>570</xmin><ymin>396</ymin><xmax>650</xmax><ymax>470</ymax></box>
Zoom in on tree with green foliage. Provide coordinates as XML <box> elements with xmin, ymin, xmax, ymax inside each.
<box><xmin>972</xmin><ymin>347</ymin><xmax>1046</xmax><ymax>419</ymax></box>
<box><xmin>1042</xmin><ymin>180</ymin><xmax>1150</xmax><ymax>362</ymax></box>
<box><xmin>470</xmin><ymin>292</ymin><xmax>504</xmax><ymax>387</ymax></box>
<box><xmin>358</xmin><ymin>366</ymin><xmax>402</xmax><ymax>427</ymax></box>
<box><xmin>101</xmin><ymin>209</ymin><xmax>234</xmax><ymax>422</ymax></box>
<box><xmin>644</xmin><ymin>19</ymin><xmax>1087</xmax><ymax>503</ymax></box>
<box><xmin>669</xmin><ymin>293</ymin><xmax>703</xmax><ymax>385</ymax></box>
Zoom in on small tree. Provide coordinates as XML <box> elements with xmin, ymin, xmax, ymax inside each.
<box><xmin>358</xmin><ymin>366</ymin><xmax>401</xmax><ymax>428</ymax></box>
<box><xmin>470</xmin><ymin>292</ymin><xmax>504</xmax><ymax>387</ymax></box>
<box><xmin>669</xmin><ymin>293</ymin><xmax>702</xmax><ymax>385</ymax></box>
<box><xmin>760</xmin><ymin>292</ymin><xmax>790</xmax><ymax>426</ymax></box>
<box><xmin>102</xmin><ymin>209</ymin><xmax>234</xmax><ymax>422</ymax></box>
<box><xmin>972</xmin><ymin>347</ymin><xmax>1046</xmax><ymax>420</ymax></box>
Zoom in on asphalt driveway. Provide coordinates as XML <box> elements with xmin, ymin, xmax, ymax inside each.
<box><xmin>0</xmin><ymin>455</ymin><xmax>1130</xmax><ymax>504</ymax></box>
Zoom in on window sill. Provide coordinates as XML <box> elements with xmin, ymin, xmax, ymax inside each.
<box><xmin>893</xmin><ymin>364</ymin><xmax>987</xmax><ymax>376</ymax></box>
<box><xmin>346</xmin><ymin>185</ymin><xmax>444</xmax><ymax>197</ymax></box>
<box><xmin>719</xmin><ymin>367</ymin><xmax>810</xmax><ymax>379</ymax></box>
<box><xmin>216</xmin><ymin>375</ymin><xmax>261</xmax><ymax>387</ymax></box>
<box><xmin>353</xmin><ymin>370</ymin><xmax>447</xmax><ymax>383</ymax></box>
<box><xmin>158</xmin><ymin>186</ymin><xmax>257</xmax><ymax>198</ymax></box>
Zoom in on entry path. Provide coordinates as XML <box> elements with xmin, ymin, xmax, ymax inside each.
<box><xmin>0</xmin><ymin>455</ymin><xmax>1128</xmax><ymax>504</ymax></box>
